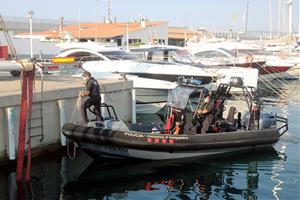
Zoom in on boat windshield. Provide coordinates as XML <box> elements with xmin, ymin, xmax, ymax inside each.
<box><xmin>167</xmin><ymin>86</ymin><xmax>196</xmax><ymax>109</ymax></box>
<box><xmin>218</xmin><ymin>48</ymin><xmax>236</xmax><ymax>56</ymax></box>
<box><xmin>194</xmin><ymin>50</ymin><xmax>230</xmax><ymax>58</ymax></box>
<box><xmin>173</xmin><ymin>50</ymin><xmax>196</xmax><ymax>64</ymax></box>
<box><xmin>99</xmin><ymin>51</ymin><xmax>137</xmax><ymax>60</ymax></box>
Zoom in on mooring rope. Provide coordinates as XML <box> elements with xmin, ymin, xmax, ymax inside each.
<box><xmin>257</xmin><ymin>61</ymin><xmax>289</xmax><ymax>86</ymax></box>
<box><xmin>16</xmin><ymin>72</ymin><xmax>28</xmax><ymax>183</ymax></box>
<box><xmin>25</xmin><ymin>71</ymin><xmax>34</xmax><ymax>183</ymax></box>
<box><xmin>70</xmin><ymin>96</ymin><xmax>81</xmax><ymax>122</ymax></box>
<box><xmin>259</xmin><ymin>77</ymin><xmax>288</xmax><ymax>98</ymax></box>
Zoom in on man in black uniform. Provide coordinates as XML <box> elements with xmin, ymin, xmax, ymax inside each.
<box><xmin>80</xmin><ymin>71</ymin><xmax>102</xmax><ymax>124</ymax></box>
<box><xmin>196</xmin><ymin>94</ymin><xmax>214</xmax><ymax>134</ymax></box>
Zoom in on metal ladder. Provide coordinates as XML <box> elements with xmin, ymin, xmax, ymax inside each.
<box><xmin>29</xmin><ymin>101</ymin><xmax>44</xmax><ymax>142</ymax></box>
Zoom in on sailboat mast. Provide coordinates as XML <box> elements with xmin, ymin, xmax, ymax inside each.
<box><xmin>278</xmin><ymin>0</ymin><xmax>281</xmax><ymax>36</ymax></box>
<box><xmin>269</xmin><ymin>0</ymin><xmax>272</xmax><ymax>38</ymax></box>
<box><xmin>298</xmin><ymin>0</ymin><xmax>300</xmax><ymax>40</ymax></box>
<box><xmin>287</xmin><ymin>0</ymin><xmax>293</xmax><ymax>34</ymax></box>
<box><xmin>245</xmin><ymin>1</ymin><xmax>249</xmax><ymax>35</ymax></box>
<box><xmin>299</xmin><ymin>0</ymin><xmax>300</xmax><ymax>35</ymax></box>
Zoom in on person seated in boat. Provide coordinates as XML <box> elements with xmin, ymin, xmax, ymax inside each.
<box><xmin>79</xmin><ymin>71</ymin><xmax>103</xmax><ymax>124</ymax></box>
<box><xmin>195</xmin><ymin>94</ymin><xmax>214</xmax><ymax>134</ymax></box>
<box><xmin>170</xmin><ymin>108</ymin><xmax>184</xmax><ymax>135</ymax></box>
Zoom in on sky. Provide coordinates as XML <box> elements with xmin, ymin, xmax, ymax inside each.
<box><xmin>0</xmin><ymin>0</ymin><xmax>299</xmax><ymax>32</ymax></box>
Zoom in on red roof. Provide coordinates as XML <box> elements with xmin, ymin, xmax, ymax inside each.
<box><xmin>18</xmin><ymin>21</ymin><xmax>167</xmax><ymax>39</ymax></box>
<box><xmin>168</xmin><ymin>27</ymin><xmax>199</xmax><ymax>39</ymax></box>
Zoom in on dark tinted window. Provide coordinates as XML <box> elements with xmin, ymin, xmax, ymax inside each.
<box><xmin>68</xmin><ymin>52</ymin><xmax>103</xmax><ymax>61</ymax></box>
<box><xmin>100</xmin><ymin>51</ymin><xmax>137</xmax><ymax>60</ymax></box>
<box><xmin>194</xmin><ymin>51</ymin><xmax>224</xmax><ymax>58</ymax></box>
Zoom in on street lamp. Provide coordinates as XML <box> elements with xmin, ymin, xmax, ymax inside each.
<box><xmin>28</xmin><ymin>10</ymin><xmax>34</xmax><ymax>58</ymax></box>
<box><xmin>126</xmin><ymin>22</ymin><xmax>129</xmax><ymax>51</ymax></box>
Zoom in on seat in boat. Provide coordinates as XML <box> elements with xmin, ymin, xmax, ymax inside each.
<box><xmin>226</xmin><ymin>106</ymin><xmax>237</xmax><ymax>124</ymax></box>
<box><xmin>218</xmin><ymin>106</ymin><xmax>238</xmax><ymax>132</ymax></box>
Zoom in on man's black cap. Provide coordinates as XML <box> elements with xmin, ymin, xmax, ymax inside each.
<box><xmin>82</xmin><ymin>71</ymin><xmax>91</xmax><ymax>77</ymax></box>
<box><xmin>202</xmin><ymin>88</ymin><xmax>209</xmax><ymax>96</ymax></box>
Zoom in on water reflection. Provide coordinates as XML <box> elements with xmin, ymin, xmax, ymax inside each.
<box><xmin>0</xmin><ymin>145</ymin><xmax>292</xmax><ymax>200</ymax></box>
<box><xmin>58</xmin><ymin>148</ymin><xmax>285</xmax><ymax>200</ymax></box>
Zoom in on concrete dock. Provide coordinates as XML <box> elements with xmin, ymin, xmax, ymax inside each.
<box><xmin>0</xmin><ymin>73</ymin><xmax>133</xmax><ymax>162</ymax></box>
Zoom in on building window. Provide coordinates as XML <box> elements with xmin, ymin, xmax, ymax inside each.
<box><xmin>129</xmin><ymin>39</ymin><xmax>142</xmax><ymax>45</ymax></box>
<box><xmin>158</xmin><ymin>39</ymin><xmax>165</xmax><ymax>45</ymax></box>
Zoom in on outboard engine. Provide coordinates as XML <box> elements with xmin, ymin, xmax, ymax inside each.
<box><xmin>242</xmin><ymin>112</ymin><xmax>277</xmax><ymax>130</ymax></box>
<box><xmin>258</xmin><ymin>112</ymin><xmax>277</xmax><ymax>129</ymax></box>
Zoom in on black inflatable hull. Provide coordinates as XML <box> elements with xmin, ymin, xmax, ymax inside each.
<box><xmin>62</xmin><ymin>123</ymin><xmax>280</xmax><ymax>160</ymax></box>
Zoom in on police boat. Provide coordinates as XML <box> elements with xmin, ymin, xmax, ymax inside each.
<box><xmin>62</xmin><ymin>77</ymin><xmax>288</xmax><ymax>160</ymax></box>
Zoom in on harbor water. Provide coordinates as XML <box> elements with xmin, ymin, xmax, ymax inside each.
<box><xmin>0</xmin><ymin>80</ymin><xmax>299</xmax><ymax>200</ymax></box>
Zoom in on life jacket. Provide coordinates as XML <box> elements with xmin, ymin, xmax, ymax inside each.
<box><xmin>164</xmin><ymin>114</ymin><xmax>174</xmax><ymax>134</ymax></box>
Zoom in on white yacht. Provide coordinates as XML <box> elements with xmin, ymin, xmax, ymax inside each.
<box><xmin>186</xmin><ymin>41</ymin><xmax>296</xmax><ymax>80</ymax></box>
<box><xmin>56</xmin><ymin>42</ymin><xmax>258</xmax><ymax>87</ymax></box>
<box><xmin>129</xmin><ymin>44</ymin><xmax>258</xmax><ymax>89</ymax></box>
<box><xmin>54</xmin><ymin>42</ymin><xmax>258</xmax><ymax>113</ymax></box>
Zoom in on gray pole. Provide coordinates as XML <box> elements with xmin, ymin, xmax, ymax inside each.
<box><xmin>28</xmin><ymin>10</ymin><xmax>34</xmax><ymax>58</ymax></box>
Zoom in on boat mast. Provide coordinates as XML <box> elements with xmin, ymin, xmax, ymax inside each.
<box><xmin>299</xmin><ymin>0</ymin><xmax>300</xmax><ymax>38</ymax></box>
<box><xmin>299</xmin><ymin>0</ymin><xmax>300</xmax><ymax>39</ymax></box>
<box><xmin>277</xmin><ymin>0</ymin><xmax>281</xmax><ymax>37</ymax></box>
<box><xmin>287</xmin><ymin>0</ymin><xmax>293</xmax><ymax>34</ymax></box>
<box><xmin>245</xmin><ymin>1</ymin><xmax>249</xmax><ymax>35</ymax></box>
<box><xmin>269</xmin><ymin>0</ymin><xmax>272</xmax><ymax>39</ymax></box>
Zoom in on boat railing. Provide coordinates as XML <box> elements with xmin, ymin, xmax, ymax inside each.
<box><xmin>88</xmin><ymin>103</ymin><xmax>118</xmax><ymax>121</ymax></box>
<box><xmin>275</xmin><ymin>114</ymin><xmax>288</xmax><ymax>136</ymax></box>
